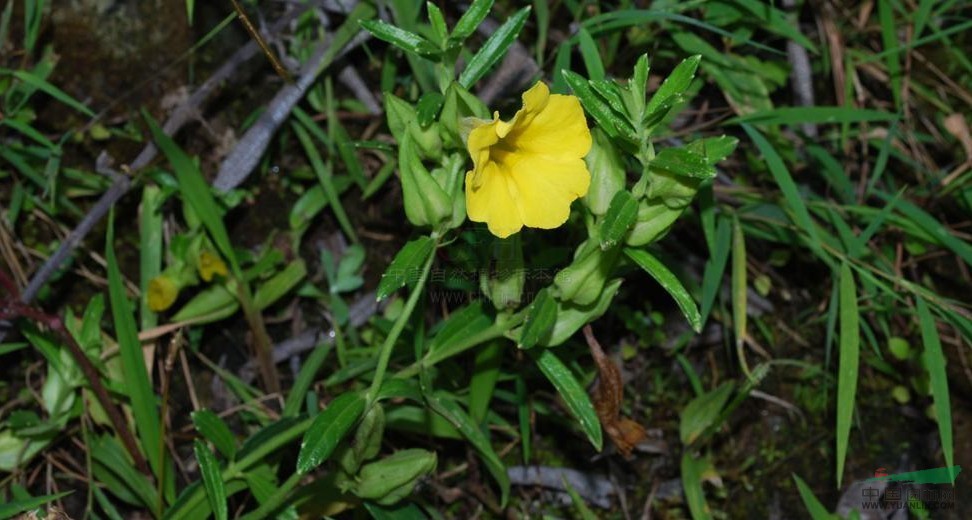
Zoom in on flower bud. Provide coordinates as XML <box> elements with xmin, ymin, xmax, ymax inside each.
<box><xmin>147</xmin><ymin>275</ymin><xmax>179</xmax><ymax>312</ymax></box>
<box><xmin>646</xmin><ymin>169</ymin><xmax>702</xmax><ymax>209</ymax></box>
<box><xmin>555</xmin><ymin>239</ymin><xmax>620</xmax><ymax>306</ymax></box>
<box><xmin>352</xmin><ymin>449</ymin><xmax>437</xmax><ymax>505</ymax></box>
<box><xmin>430</xmin><ymin>153</ymin><xmax>467</xmax><ymax>230</ymax></box>
<box><xmin>439</xmin><ymin>82</ymin><xmax>488</xmax><ymax>148</ymax></box>
<box><xmin>399</xmin><ymin>133</ymin><xmax>453</xmax><ymax>228</ymax></box>
<box><xmin>479</xmin><ymin>235</ymin><xmax>525</xmax><ymax>310</ymax></box>
<box><xmin>583</xmin><ymin>128</ymin><xmax>626</xmax><ymax>216</ymax></box>
<box><xmin>385</xmin><ymin>93</ymin><xmax>442</xmax><ymax>160</ymax></box>
<box><xmin>338</xmin><ymin>404</ymin><xmax>385</xmax><ymax>475</ymax></box>
<box><xmin>625</xmin><ymin>199</ymin><xmax>685</xmax><ymax>247</ymax></box>
<box><xmin>197</xmin><ymin>250</ymin><xmax>228</xmax><ymax>282</ymax></box>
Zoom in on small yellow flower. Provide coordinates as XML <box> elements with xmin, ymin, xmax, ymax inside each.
<box><xmin>464</xmin><ymin>81</ymin><xmax>592</xmax><ymax>238</ymax></box>
<box><xmin>198</xmin><ymin>250</ymin><xmax>228</xmax><ymax>282</ymax></box>
<box><xmin>147</xmin><ymin>276</ymin><xmax>179</xmax><ymax>312</ymax></box>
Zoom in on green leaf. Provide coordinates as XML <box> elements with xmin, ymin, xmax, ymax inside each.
<box><xmin>363</xmin><ymin>501</ymin><xmax>430</xmax><ymax>520</ymax></box>
<box><xmin>651</xmin><ymin>147</ymin><xmax>715</xmax><ymax>180</ymax></box>
<box><xmin>283</xmin><ymin>342</ymin><xmax>333</xmax><ymax>418</ymax></box>
<box><xmin>297</xmin><ymin>392</ymin><xmax>366</xmax><ymax>473</ymax></box>
<box><xmin>681</xmin><ymin>452</ymin><xmax>714</xmax><ymax>520</ymax></box>
<box><xmin>91</xmin><ymin>435</ymin><xmax>159</xmax><ymax>512</ymax></box>
<box><xmin>292</xmin><ymin>121</ymin><xmax>359</xmax><ymax>242</ymax></box>
<box><xmin>700</xmin><ymin>217</ymin><xmax>731</xmax><ymax>326</ymax></box>
<box><xmin>729</xmin><ymin>106</ymin><xmax>896</xmax><ymax>126</ymax></box>
<box><xmin>425</xmin><ymin>392</ymin><xmax>510</xmax><ymax>506</ymax></box>
<box><xmin>589</xmin><ymin>79</ymin><xmax>628</xmax><ymax>119</ymax></box>
<box><xmin>11</xmin><ymin>69</ymin><xmax>95</xmax><ymax>117</ymax></box>
<box><xmin>458</xmin><ymin>6</ymin><xmax>531</xmax><ymax>88</ymax></box>
<box><xmin>194</xmin><ymin>440</ymin><xmax>228</xmax><ymax>520</ymax></box>
<box><xmin>561</xmin><ymin>475</ymin><xmax>599</xmax><ymax>520</ymax></box>
<box><xmin>426</xmin><ymin>2</ymin><xmax>447</xmax><ymax>43</ymax></box>
<box><xmin>792</xmin><ymin>474</ymin><xmax>838</xmax><ymax>520</ymax></box>
<box><xmin>562</xmin><ymin>70</ymin><xmax>636</xmax><ymax>141</ymax></box>
<box><xmin>835</xmin><ymin>262</ymin><xmax>859</xmax><ymax>487</ymax></box>
<box><xmin>426</xmin><ymin>301</ymin><xmax>496</xmax><ymax>365</ymax></box>
<box><xmin>531</xmin><ymin>349</ymin><xmax>602</xmax><ymax>450</ymax></box>
<box><xmin>146</xmin><ymin>112</ymin><xmax>241</xmax><ymax>277</ymax></box>
<box><xmin>518</xmin><ymin>289</ymin><xmax>558</xmax><ymax>349</ymax></box>
<box><xmin>106</xmin><ymin>216</ymin><xmax>163</xmax><ymax>480</ymax></box>
<box><xmin>680</xmin><ymin>382</ymin><xmax>734</xmax><ymax>445</ymax></box>
<box><xmin>624</xmin><ymin>249</ymin><xmax>702</xmax><ymax>333</ymax></box>
<box><xmin>253</xmin><ymin>260</ymin><xmax>307</xmax><ymax>310</ymax></box>
<box><xmin>917</xmin><ymin>298</ymin><xmax>954</xmax><ymax>482</ymax></box>
<box><xmin>577</xmin><ymin>28</ymin><xmax>604</xmax><ymax>81</ymax></box>
<box><xmin>645</xmin><ymin>54</ymin><xmax>700</xmax><ymax>116</ymax></box>
<box><xmin>360</xmin><ymin>19</ymin><xmax>440</xmax><ymax>57</ymax></box>
<box><xmin>599</xmin><ymin>191</ymin><xmax>639</xmax><ymax>249</ymax></box>
<box><xmin>377</xmin><ymin>236</ymin><xmax>435</xmax><ymax>301</ymax></box>
<box><xmin>742</xmin><ymin>124</ymin><xmax>826</xmax><ymax>262</ymax></box>
<box><xmin>192</xmin><ymin>410</ymin><xmax>237</xmax><ymax>458</ymax></box>
<box><xmin>450</xmin><ymin>0</ymin><xmax>494</xmax><ymax>44</ymax></box>
<box><xmin>731</xmin><ymin>217</ymin><xmax>747</xmax><ymax>351</ymax></box>
<box><xmin>543</xmin><ymin>279</ymin><xmax>622</xmax><ymax>347</ymax></box>
<box><xmin>469</xmin><ymin>342</ymin><xmax>503</xmax><ymax>423</ymax></box>
<box><xmin>0</xmin><ymin>491</ymin><xmax>72</xmax><ymax>519</ymax></box>
<box><xmin>416</xmin><ymin>92</ymin><xmax>445</xmax><ymax>128</ymax></box>
<box><xmin>730</xmin><ymin>0</ymin><xmax>818</xmax><ymax>52</ymax></box>
<box><xmin>685</xmin><ymin>136</ymin><xmax>739</xmax><ymax>166</ymax></box>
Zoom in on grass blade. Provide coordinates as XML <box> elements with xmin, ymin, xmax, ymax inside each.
<box><xmin>106</xmin><ymin>214</ymin><xmax>163</xmax><ymax>482</ymax></box>
<box><xmin>742</xmin><ymin>124</ymin><xmax>828</xmax><ymax>264</ymax></box>
<box><xmin>11</xmin><ymin>69</ymin><xmax>95</xmax><ymax>117</ymax></box>
<box><xmin>292</xmin><ymin>121</ymin><xmax>359</xmax><ymax>243</ymax></box>
<box><xmin>792</xmin><ymin>474</ymin><xmax>837</xmax><ymax>519</ymax></box>
<box><xmin>917</xmin><ymin>298</ymin><xmax>954</xmax><ymax>481</ymax></box>
<box><xmin>836</xmin><ymin>261</ymin><xmax>859</xmax><ymax>488</ymax></box>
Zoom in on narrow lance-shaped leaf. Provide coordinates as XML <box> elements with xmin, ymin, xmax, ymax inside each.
<box><xmin>377</xmin><ymin>236</ymin><xmax>434</xmax><ymax>300</ymax></box>
<box><xmin>624</xmin><ymin>248</ymin><xmax>702</xmax><ymax>333</ymax></box>
<box><xmin>359</xmin><ymin>19</ymin><xmax>440</xmax><ymax>57</ymax></box>
<box><xmin>917</xmin><ymin>298</ymin><xmax>954</xmax><ymax>483</ymax></box>
<box><xmin>532</xmin><ymin>349</ymin><xmax>602</xmax><ymax>450</ymax></box>
<box><xmin>297</xmin><ymin>392</ymin><xmax>366</xmax><ymax>473</ymax></box>
<box><xmin>425</xmin><ymin>392</ymin><xmax>511</xmax><ymax>506</ymax></box>
<box><xmin>106</xmin><ymin>215</ymin><xmax>163</xmax><ymax>480</ymax></box>
<box><xmin>450</xmin><ymin>0</ymin><xmax>494</xmax><ymax>44</ymax></box>
<box><xmin>193</xmin><ymin>440</ymin><xmax>228</xmax><ymax>520</ymax></box>
<box><xmin>599</xmin><ymin>191</ymin><xmax>638</xmax><ymax>249</ymax></box>
<box><xmin>459</xmin><ymin>6</ymin><xmax>531</xmax><ymax>88</ymax></box>
<box><xmin>835</xmin><ymin>262</ymin><xmax>859</xmax><ymax>488</ymax></box>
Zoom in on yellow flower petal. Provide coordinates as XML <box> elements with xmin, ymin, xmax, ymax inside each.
<box><xmin>510</xmin><ymin>156</ymin><xmax>591</xmax><ymax>229</ymax></box>
<box><xmin>463</xmin><ymin>81</ymin><xmax>593</xmax><ymax>238</ymax></box>
<box><xmin>147</xmin><ymin>276</ymin><xmax>178</xmax><ymax>312</ymax></box>
<box><xmin>198</xmin><ymin>251</ymin><xmax>228</xmax><ymax>282</ymax></box>
<box><xmin>505</xmin><ymin>84</ymin><xmax>592</xmax><ymax>159</ymax></box>
<box><xmin>465</xmin><ymin>162</ymin><xmax>523</xmax><ymax>239</ymax></box>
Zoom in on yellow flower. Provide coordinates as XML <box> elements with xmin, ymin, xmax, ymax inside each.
<box><xmin>147</xmin><ymin>276</ymin><xmax>179</xmax><ymax>312</ymax></box>
<box><xmin>464</xmin><ymin>81</ymin><xmax>592</xmax><ymax>238</ymax></box>
<box><xmin>198</xmin><ymin>250</ymin><xmax>228</xmax><ymax>282</ymax></box>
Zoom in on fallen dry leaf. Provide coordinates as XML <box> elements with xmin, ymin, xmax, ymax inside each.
<box><xmin>584</xmin><ymin>325</ymin><xmax>647</xmax><ymax>457</ymax></box>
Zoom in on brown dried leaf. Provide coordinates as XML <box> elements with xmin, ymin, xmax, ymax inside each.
<box><xmin>583</xmin><ymin>325</ymin><xmax>648</xmax><ymax>457</ymax></box>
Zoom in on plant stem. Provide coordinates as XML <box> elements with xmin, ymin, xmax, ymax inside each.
<box><xmin>236</xmin><ymin>280</ymin><xmax>281</xmax><ymax>395</ymax></box>
<box><xmin>367</xmin><ymin>235</ymin><xmax>439</xmax><ymax>401</ymax></box>
<box><xmin>238</xmin><ymin>471</ymin><xmax>303</xmax><ymax>520</ymax></box>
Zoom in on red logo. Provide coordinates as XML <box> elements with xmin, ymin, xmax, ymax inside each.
<box><xmin>874</xmin><ymin>467</ymin><xmax>889</xmax><ymax>478</ymax></box>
